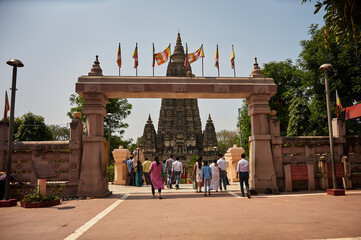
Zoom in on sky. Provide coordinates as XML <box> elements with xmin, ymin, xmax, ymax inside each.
<box><xmin>0</xmin><ymin>0</ymin><xmax>325</xmax><ymax>142</ymax></box>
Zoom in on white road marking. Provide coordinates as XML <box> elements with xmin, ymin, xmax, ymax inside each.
<box><xmin>227</xmin><ymin>191</ymin><xmax>241</xmax><ymax>198</ymax></box>
<box><xmin>64</xmin><ymin>193</ymin><xmax>130</xmax><ymax>240</ymax></box>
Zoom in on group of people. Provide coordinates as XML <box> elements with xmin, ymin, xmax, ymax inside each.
<box><xmin>193</xmin><ymin>153</ymin><xmax>250</xmax><ymax>198</ymax></box>
<box><xmin>123</xmin><ymin>153</ymin><xmax>251</xmax><ymax>199</ymax></box>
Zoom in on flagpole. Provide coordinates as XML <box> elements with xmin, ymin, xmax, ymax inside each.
<box><xmin>185</xmin><ymin>43</ymin><xmax>188</xmax><ymax>76</ymax></box>
<box><xmin>136</xmin><ymin>43</ymin><xmax>138</xmax><ymax>77</ymax></box>
<box><xmin>232</xmin><ymin>45</ymin><xmax>236</xmax><ymax>77</ymax></box>
<box><xmin>168</xmin><ymin>43</ymin><xmax>172</xmax><ymax>76</ymax></box>
<box><xmin>152</xmin><ymin>43</ymin><xmax>155</xmax><ymax>77</ymax></box>
<box><xmin>119</xmin><ymin>43</ymin><xmax>122</xmax><ymax>77</ymax></box>
<box><xmin>201</xmin><ymin>44</ymin><xmax>204</xmax><ymax>77</ymax></box>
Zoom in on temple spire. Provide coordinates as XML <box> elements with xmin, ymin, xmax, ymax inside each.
<box><xmin>250</xmin><ymin>57</ymin><xmax>264</xmax><ymax>78</ymax></box>
<box><xmin>88</xmin><ymin>55</ymin><xmax>103</xmax><ymax>76</ymax></box>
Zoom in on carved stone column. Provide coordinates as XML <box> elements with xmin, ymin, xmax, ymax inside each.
<box><xmin>68</xmin><ymin>112</ymin><xmax>83</xmax><ymax>195</ymax></box>
<box><xmin>247</xmin><ymin>93</ymin><xmax>277</xmax><ymax>192</ymax></box>
<box><xmin>318</xmin><ymin>156</ymin><xmax>328</xmax><ymax>190</ymax></box>
<box><xmin>113</xmin><ymin>146</ymin><xmax>130</xmax><ymax>185</ymax></box>
<box><xmin>269</xmin><ymin>112</ymin><xmax>284</xmax><ymax>190</ymax></box>
<box><xmin>341</xmin><ymin>156</ymin><xmax>352</xmax><ymax>189</ymax></box>
<box><xmin>77</xmin><ymin>92</ymin><xmax>111</xmax><ymax>197</ymax></box>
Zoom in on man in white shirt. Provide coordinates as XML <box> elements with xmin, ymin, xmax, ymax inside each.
<box><xmin>236</xmin><ymin>153</ymin><xmax>250</xmax><ymax>198</ymax></box>
<box><xmin>165</xmin><ymin>155</ymin><xmax>174</xmax><ymax>188</ymax></box>
<box><xmin>172</xmin><ymin>157</ymin><xmax>183</xmax><ymax>190</ymax></box>
<box><xmin>217</xmin><ymin>154</ymin><xmax>227</xmax><ymax>191</ymax></box>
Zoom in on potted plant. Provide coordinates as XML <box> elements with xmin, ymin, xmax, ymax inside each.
<box><xmin>20</xmin><ymin>184</ymin><xmax>64</xmax><ymax>208</ymax></box>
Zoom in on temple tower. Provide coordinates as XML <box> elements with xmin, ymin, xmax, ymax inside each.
<box><xmin>142</xmin><ymin>33</ymin><xmax>218</xmax><ymax>161</ymax></box>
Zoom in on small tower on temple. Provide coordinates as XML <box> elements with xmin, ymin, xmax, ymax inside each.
<box><xmin>203</xmin><ymin>114</ymin><xmax>218</xmax><ymax>154</ymax></box>
<box><xmin>142</xmin><ymin>115</ymin><xmax>157</xmax><ymax>157</ymax></box>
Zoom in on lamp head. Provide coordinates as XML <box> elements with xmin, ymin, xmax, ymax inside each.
<box><xmin>6</xmin><ymin>59</ymin><xmax>24</xmax><ymax>67</ymax></box>
<box><xmin>319</xmin><ymin>63</ymin><xmax>333</xmax><ymax>71</ymax></box>
<box><xmin>107</xmin><ymin>113</ymin><xmax>113</xmax><ymax>117</ymax></box>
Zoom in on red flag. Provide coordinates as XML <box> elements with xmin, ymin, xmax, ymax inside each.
<box><xmin>132</xmin><ymin>43</ymin><xmax>138</xmax><ymax>68</ymax></box>
<box><xmin>3</xmin><ymin>91</ymin><xmax>9</xmax><ymax>121</ymax></box>
<box><xmin>117</xmin><ymin>43</ymin><xmax>121</xmax><ymax>68</ymax></box>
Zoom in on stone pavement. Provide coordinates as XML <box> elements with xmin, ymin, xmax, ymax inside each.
<box><xmin>1</xmin><ymin>183</ymin><xmax>361</xmax><ymax>240</ymax></box>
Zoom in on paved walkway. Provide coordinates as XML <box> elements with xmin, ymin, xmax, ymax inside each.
<box><xmin>1</xmin><ymin>183</ymin><xmax>361</xmax><ymax>240</ymax></box>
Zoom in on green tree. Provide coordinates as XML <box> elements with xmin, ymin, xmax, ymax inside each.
<box><xmin>49</xmin><ymin>125</ymin><xmax>70</xmax><ymax>140</ymax></box>
<box><xmin>287</xmin><ymin>96</ymin><xmax>312</xmax><ymax>136</ymax></box>
<box><xmin>15</xmin><ymin>112</ymin><xmax>53</xmax><ymax>141</ymax></box>
<box><xmin>237</xmin><ymin>100</ymin><xmax>251</xmax><ymax>157</ymax></box>
<box><xmin>263</xmin><ymin>59</ymin><xmax>308</xmax><ymax>136</ymax></box>
<box><xmin>216</xmin><ymin>129</ymin><xmax>239</xmax><ymax>154</ymax></box>
<box><xmin>302</xmin><ymin>0</ymin><xmax>361</xmax><ymax>54</ymax></box>
<box><xmin>67</xmin><ymin>94</ymin><xmax>132</xmax><ymax>138</ymax></box>
<box><xmin>299</xmin><ymin>24</ymin><xmax>361</xmax><ymax>135</ymax></box>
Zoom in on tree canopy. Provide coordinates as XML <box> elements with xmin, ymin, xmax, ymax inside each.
<box><xmin>14</xmin><ymin>112</ymin><xmax>53</xmax><ymax>141</ymax></box>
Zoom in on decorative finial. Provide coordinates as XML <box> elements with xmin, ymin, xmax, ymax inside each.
<box><xmin>147</xmin><ymin>114</ymin><xmax>152</xmax><ymax>124</ymax></box>
<box><xmin>176</xmin><ymin>32</ymin><xmax>182</xmax><ymax>45</ymax></box>
<box><xmin>88</xmin><ymin>55</ymin><xmax>103</xmax><ymax>76</ymax></box>
<box><xmin>250</xmin><ymin>56</ymin><xmax>264</xmax><ymax>78</ymax></box>
<box><xmin>207</xmin><ymin>114</ymin><xmax>212</xmax><ymax>122</ymax></box>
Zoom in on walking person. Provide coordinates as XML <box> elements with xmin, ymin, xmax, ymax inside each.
<box><xmin>210</xmin><ymin>159</ymin><xmax>220</xmax><ymax>192</ymax></box>
<box><xmin>149</xmin><ymin>156</ymin><xmax>165</xmax><ymax>199</ymax></box>
<box><xmin>237</xmin><ymin>153</ymin><xmax>251</xmax><ymax>198</ymax></box>
<box><xmin>143</xmin><ymin>158</ymin><xmax>151</xmax><ymax>185</ymax></box>
<box><xmin>202</xmin><ymin>161</ymin><xmax>212</xmax><ymax>196</ymax></box>
<box><xmin>165</xmin><ymin>155</ymin><xmax>174</xmax><ymax>188</ymax></box>
<box><xmin>172</xmin><ymin>157</ymin><xmax>183</xmax><ymax>190</ymax></box>
<box><xmin>123</xmin><ymin>156</ymin><xmax>135</xmax><ymax>186</ymax></box>
<box><xmin>162</xmin><ymin>160</ymin><xmax>166</xmax><ymax>184</ymax></box>
<box><xmin>217</xmin><ymin>154</ymin><xmax>227</xmax><ymax>191</ymax></box>
<box><xmin>134</xmin><ymin>160</ymin><xmax>143</xmax><ymax>187</ymax></box>
<box><xmin>192</xmin><ymin>157</ymin><xmax>204</xmax><ymax>193</ymax></box>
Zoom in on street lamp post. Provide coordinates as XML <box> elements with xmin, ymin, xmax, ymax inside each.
<box><xmin>107</xmin><ymin>113</ymin><xmax>113</xmax><ymax>165</ymax></box>
<box><xmin>238</xmin><ymin>108</ymin><xmax>242</xmax><ymax>148</ymax></box>
<box><xmin>4</xmin><ymin>59</ymin><xmax>24</xmax><ymax>200</ymax></box>
<box><xmin>213</xmin><ymin>146</ymin><xmax>218</xmax><ymax>159</ymax></box>
<box><xmin>319</xmin><ymin>63</ymin><xmax>337</xmax><ymax>190</ymax></box>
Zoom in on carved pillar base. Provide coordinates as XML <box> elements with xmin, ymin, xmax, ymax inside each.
<box><xmin>78</xmin><ymin>137</ymin><xmax>111</xmax><ymax>198</ymax></box>
<box><xmin>249</xmin><ymin>135</ymin><xmax>277</xmax><ymax>192</ymax></box>
<box><xmin>113</xmin><ymin>146</ymin><xmax>130</xmax><ymax>185</ymax></box>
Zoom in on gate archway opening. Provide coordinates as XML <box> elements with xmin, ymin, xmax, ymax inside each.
<box><xmin>75</xmin><ymin>56</ymin><xmax>278</xmax><ymax>197</ymax></box>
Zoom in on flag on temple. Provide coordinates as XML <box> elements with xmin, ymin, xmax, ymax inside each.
<box><xmin>117</xmin><ymin>43</ymin><xmax>121</xmax><ymax>68</ymax></box>
<box><xmin>187</xmin><ymin>45</ymin><xmax>204</xmax><ymax>63</ymax></box>
<box><xmin>3</xmin><ymin>91</ymin><xmax>9</xmax><ymax>121</ymax></box>
<box><xmin>152</xmin><ymin>43</ymin><xmax>155</xmax><ymax>68</ymax></box>
<box><xmin>184</xmin><ymin>43</ymin><xmax>189</xmax><ymax>68</ymax></box>
<box><xmin>345</xmin><ymin>103</ymin><xmax>361</xmax><ymax>120</ymax></box>
<box><xmin>231</xmin><ymin>46</ymin><xmax>235</xmax><ymax>69</ymax></box>
<box><xmin>132</xmin><ymin>43</ymin><xmax>138</xmax><ymax>68</ymax></box>
<box><xmin>154</xmin><ymin>45</ymin><xmax>171</xmax><ymax>66</ymax></box>
<box><xmin>215</xmin><ymin>45</ymin><xmax>219</xmax><ymax>69</ymax></box>
<box><xmin>336</xmin><ymin>90</ymin><xmax>342</xmax><ymax>118</ymax></box>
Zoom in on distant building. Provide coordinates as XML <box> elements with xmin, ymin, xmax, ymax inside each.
<box><xmin>141</xmin><ymin>33</ymin><xmax>218</xmax><ymax>161</ymax></box>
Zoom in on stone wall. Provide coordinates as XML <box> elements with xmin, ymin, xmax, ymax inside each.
<box><xmin>269</xmin><ymin>116</ymin><xmax>361</xmax><ymax>191</ymax></box>
<box><xmin>0</xmin><ymin>116</ymin><xmax>83</xmax><ymax>197</ymax></box>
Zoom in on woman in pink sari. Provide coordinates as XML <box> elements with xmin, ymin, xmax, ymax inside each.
<box><xmin>149</xmin><ymin>156</ymin><xmax>164</xmax><ymax>199</ymax></box>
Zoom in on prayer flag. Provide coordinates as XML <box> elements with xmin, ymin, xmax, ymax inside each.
<box><xmin>215</xmin><ymin>45</ymin><xmax>219</xmax><ymax>69</ymax></box>
<box><xmin>336</xmin><ymin>90</ymin><xmax>342</xmax><ymax>118</ymax></box>
<box><xmin>117</xmin><ymin>43</ymin><xmax>121</xmax><ymax>68</ymax></box>
<box><xmin>187</xmin><ymin>45</ymin><xmax>204</xmax><ymax>63</ymax></box>
<box><xmin>184</xmin><ymin>43</ymin><xmax>189</xmax><ymax>68</ymax></box>
<box><xmin>231</xmin><ymin>47</ymin><xmax>235</xmax><ymax>69</ymax></box>
<box><xmin>3</xmin><ymin>91</ymin><xmax>9</xmax><ymax>121</ymax></box>
<box><xmin>154</xmin><ymin>45</ymin><xmax>171</xmax><ymax>66</ymax></box>
<box><xmin>132</xmin><ymin>43</ymin><xmax>138</xmax><ymax>68</ymax></box>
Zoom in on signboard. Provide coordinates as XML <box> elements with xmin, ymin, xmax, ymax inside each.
<box><xmin>31</xmin><ymin>160</ymin><xmax>57</xmax><ymax>179</ymax></box>
<box><xmin>327</xmin><ymin>164</ymin><xmax>344</xmax><ymax>178</ymax></box>
<box><xmin>291</xmin><ymin>164</ymin><xmax>308</xmax><ymax>181</ymax></box>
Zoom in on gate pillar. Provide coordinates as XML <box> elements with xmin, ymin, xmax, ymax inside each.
<box><xmin>247</xmin><ymin>93</ymin><xmax>278</xmax><ymax>193</ymax></box>
<box><xmin>77</xmin><ymin>92</ymin><xmax>111</xmax><ymax>197</ymax></box>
